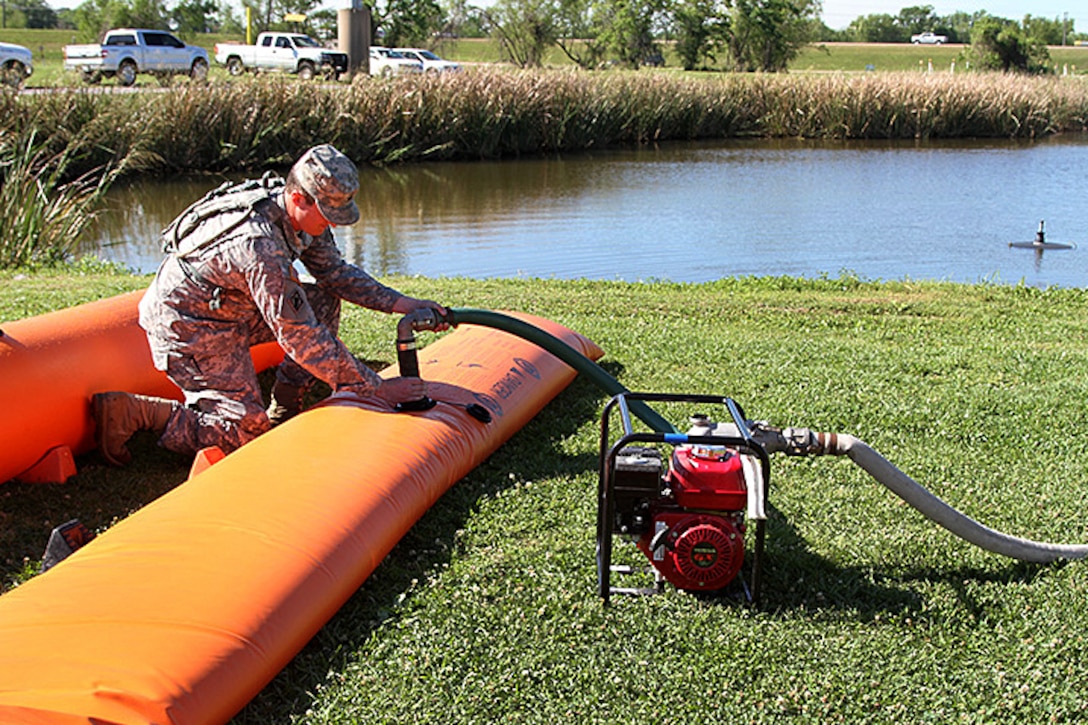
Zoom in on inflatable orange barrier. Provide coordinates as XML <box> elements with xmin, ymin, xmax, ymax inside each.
<box><xmin>0</xmin><ymin>291</ymin><xmax>284</xmax><ymax>485</ymax></box>
<box><xmin>0</xmin><ymin>311</ymin><xmax>602</xmax><ymax>724</ymax></box>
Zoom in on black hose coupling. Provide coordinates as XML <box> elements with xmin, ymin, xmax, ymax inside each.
<box><xmin>780</xmin><ymin>428</ymin><xmax>843</xmax><ymax>456</ymax></box>
<box><xmin>394</xmin><ymin>308</ymin><xmax>451</xmax><ymax>412</ymax></box>
<box><xmin>750</xmin><ymin>424</ymin><xmax>839</xmax><ymax>456</ymax></box>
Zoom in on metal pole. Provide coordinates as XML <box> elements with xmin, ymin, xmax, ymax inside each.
<box><xmin>337</xmin><ymin>4</ymin><xmax>371</xmax><ymax>76</ymax></box>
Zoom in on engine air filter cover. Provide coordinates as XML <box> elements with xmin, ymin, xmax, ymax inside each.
<box><xmin>668</xmin><ymin>446</ymin><xmax>747</xmax><ymax>511</ymax></box>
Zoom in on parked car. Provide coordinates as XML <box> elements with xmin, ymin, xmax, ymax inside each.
<box><xmin>641</xmin><ymin>50</ymin><xmax>665</xmax><ymax>67</ymax></box>
<box><xmin>63</xmin><ymin>29</ymin><xmax>208</xmax><ymax>86</ymax></box>
<box><xmin>0</xmin><ymin>41</ymin><xmax>33</xmax><ymax>89</ymax></box>
<box><xmin>368</xmin><ymin>47</ymin><xmax>423</xmax><ymax>76</ymax></box>
<box><xmin>911</xmin><ymin>32</ymin><xmax>948</xmax><ymax>45</ymax></box>
<box><xmin>214</xmin><ymin>32</ymin><xmax>348</xmax><ymax>80</ymax></box>
<box><xmin>393</xmin><ymin>48</ymin><xmax>461</xmax><ymax>73</ymax></box>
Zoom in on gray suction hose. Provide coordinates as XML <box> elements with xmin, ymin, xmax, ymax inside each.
<box><xmin>758</xmin><ymin>426</ymin><xmax>1088</xmax><ymax>563</ymax></box>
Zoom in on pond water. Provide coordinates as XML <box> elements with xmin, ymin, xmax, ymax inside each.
<box><xmin>85</xmin><ymin>135</ymin><xmax>1088</xmax><ymax>288</ymax></box>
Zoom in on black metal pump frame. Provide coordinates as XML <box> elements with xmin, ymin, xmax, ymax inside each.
<box><xmin>596</xmin><ymin>392</ymin><xmax>771</xmax><ymax>606</ymax></box>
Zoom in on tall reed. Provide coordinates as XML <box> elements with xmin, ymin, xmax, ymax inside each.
<box><xmin>0</xmin><ymin>128</ymin><xmax>115</xmax><ymax>268</ymax></box>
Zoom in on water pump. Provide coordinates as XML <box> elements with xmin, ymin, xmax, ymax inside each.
<box><xmin>597</xmin><ymin>393</ymin><xmax>769</xmax><ymax>604</ymax></box>
<box><xmin>597</xmin><ymin>390</ymin><xmax>1088</xmax><ymax>607</ymax></box>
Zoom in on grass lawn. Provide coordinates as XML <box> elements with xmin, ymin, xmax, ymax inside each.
<box><xmin>3</xmin><ymin>270</ymin><xmax>1088</xmax><ymax>722</ymax></box>
<box><xmin>796</xmin><ymin>41</ymin><xmax>1088</xmax><ymax>74</ymax></box>
<box><xmin>795</xmin><ymin>41</ymin><xmax>967</xmax><ymax>72</ymax></box>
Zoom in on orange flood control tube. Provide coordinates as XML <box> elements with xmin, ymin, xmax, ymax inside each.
<box><xmin>0</xmin><ymin>291</ymin><xmax>284</xmax><ymax>484</ymax></box>
<box><xmin>0</xmin><ymin>310</ymin><xmax>603</xmax><ymax>725</ymax></box>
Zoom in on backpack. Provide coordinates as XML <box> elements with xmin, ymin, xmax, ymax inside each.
<box><xmin>159</xmin><ymin>173</ymin><xmax>286</xmax><ymax>310</ymax></box>
<box><xmin>161</xmin><ymin>173</ymin><xmax>286</xmax><ymax>257</ymax></box>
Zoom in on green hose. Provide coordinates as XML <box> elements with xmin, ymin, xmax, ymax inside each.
<box><xmin>447</xmin><ymin>308</ymin><xmax>678</xmax><ymax>434</ymax></box>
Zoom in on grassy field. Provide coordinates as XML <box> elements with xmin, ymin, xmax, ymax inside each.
<box><xmin>4</xmin><ymin>270</ymin><xmax>1088</xmax><ymax>722</ymax></box>
<box><xmin>3</xmin><ymin>28</ymin><xmax>1087</xmax><ymax>86</ymax></box>
<box><xmin>795</xmin><ymin>41</ymin><xmax>1088</xmax><ymax>73</ymax></box>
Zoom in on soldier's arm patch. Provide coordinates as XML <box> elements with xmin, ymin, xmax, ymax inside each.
<box><xmin>279</xmin><ymin>279</ymin><xmax>312</xmax><ymax>323</ymax></box>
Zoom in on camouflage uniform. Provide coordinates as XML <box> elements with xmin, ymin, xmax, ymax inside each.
<box><xmin>139</xmin><ymin>175</ymin><xmax>401</xmax><ymax>455</ymax></box>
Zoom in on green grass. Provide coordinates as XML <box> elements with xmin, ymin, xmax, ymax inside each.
<box><xmin>0</xmin><ymin>129</ymin><xmax>117</xmax><ymax>267</ymax></box>
<box><xmin>795</xmin><ymin>41</ymin><xmax>967</xmax><ymax>72</ymax></box>
<box><xmin>796</xmin><ymin>41</ymin><xmax>1088</xmax><ymax>74</ymax></box>
<box><xmin>4</xmin><ymin>270</ymin><xmax>1088</xmax><ymax>722</ymax></box>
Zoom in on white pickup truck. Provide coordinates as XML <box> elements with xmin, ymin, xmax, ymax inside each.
<box><xmin>214</xmin><ymin>32</ymin><xmax>348</xmax><ymax>81</ymax></box>
<box><xmin>64</xmin><ymin>28</ymin><xmax>209</xmax><ymax>86</ymax></box>
<box><xmin>910</xmin><ymin>32</ymin><xmax>948</xmax><ymax>45</ymax></box>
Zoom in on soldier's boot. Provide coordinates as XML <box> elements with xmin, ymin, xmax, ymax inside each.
<box><xmin>266</xmin><ymin>381</ymin><xmax>309</xmax><ymax>427</ymax></box>
<box><xmin>92</xmin><ymin>391</ymin><xmax>177</xmax><ymax>467</ymax></box>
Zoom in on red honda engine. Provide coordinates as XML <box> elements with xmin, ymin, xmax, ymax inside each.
<box><xmin>638</xmin><ymin>446</ymin><xmax>748</xmax><ymax>591</ymax></box>
<box><xmin>597</xmin><ymin>395</ymin><xmax>769</xmax><ymax>605</ymax></box>
<box><xmin>612</xmin><ymin>444</ymin><xmax>748</xmax><ymax>593</ymax></box>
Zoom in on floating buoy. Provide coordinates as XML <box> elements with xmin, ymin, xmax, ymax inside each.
<box><xmin>1009</xmin><ymin>220</ymin><xmax>1076</xmax><ymax>250</ymax></box>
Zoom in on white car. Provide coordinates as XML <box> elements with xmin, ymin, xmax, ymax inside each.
<box><xmin>1</xmin><ymin>41</ymin><xmax>33</xmax><ymax>89</ymax></box>
<box><xmin>911</xmin><ymin>32</ymin><xmax>948</xmax><ymax>45</ymax></box>
<box><xmin>393</xmin><ymin>48</ymin><xmax>461</xmax><ymax>73</ymax></box>
<box><xmin>368</xmin><ymin>47</ymin><xmax>423</xmax><ymax>76</ymax></box>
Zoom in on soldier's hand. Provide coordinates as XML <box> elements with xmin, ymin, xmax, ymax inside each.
<box><xmin>375</xmin><ymin>376</ymin><xmax>428</xmax><ymax>405</ymax></box>
<box><xmin>392</xmin><ymin>296</ymin><xmax>450</xmax><ymax>331</ymax></box>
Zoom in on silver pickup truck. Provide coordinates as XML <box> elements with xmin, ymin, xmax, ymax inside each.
<box><xmin>64</xmin><ymin>28</ymin><xmax>209</xmax><ymax>86</ymax></box>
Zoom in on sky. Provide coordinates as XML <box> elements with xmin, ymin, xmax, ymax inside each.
<box><xmin>817</xmin><ymin>0</ymin><xmax>1085</xmax><ymax>31</ymax></box>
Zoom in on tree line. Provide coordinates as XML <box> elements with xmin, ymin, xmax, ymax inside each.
<box><xmin>823</xmin><ymin>5</ymin><xmax>1077</xmax><ymax>47</ymax></box>
<box><xmin>812</xmin><ymin>5</ymin><xmax>1080</xmax><ymax>74</ymax></box>
<box><xmin>0</xmin><ymin>0</ymin><xmax>1079</xmax><ymax>74</ymax></box>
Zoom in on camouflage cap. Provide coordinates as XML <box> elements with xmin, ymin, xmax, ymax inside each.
<box><xmin>292</xmin><ymin>144</ymin><xmax>361</xmax><ymax>226</ymax></box>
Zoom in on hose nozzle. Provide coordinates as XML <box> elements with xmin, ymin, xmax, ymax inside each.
<box><xmin>399</xmin><ymin>307</ymin><xmax>450</xmax><ymax>336</ymax></box>
<box><xmin>395</xmin><ymin>309</ymin><xmax>451</xmax><ymax>412</ymax></box>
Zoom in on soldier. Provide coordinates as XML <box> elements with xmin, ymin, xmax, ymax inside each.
<box><xmin>92</xmin><ymin>144</ymin><xmax>448</xmax><ymax>466</ymax></box>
